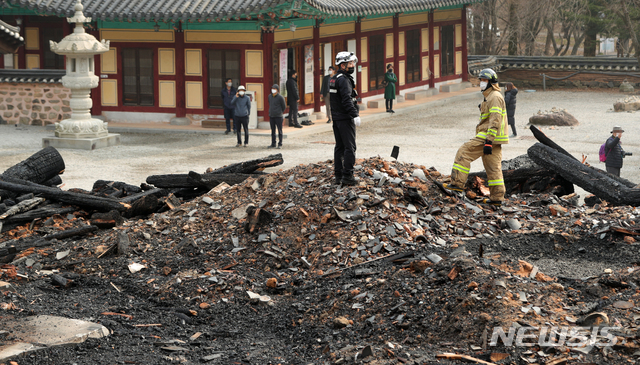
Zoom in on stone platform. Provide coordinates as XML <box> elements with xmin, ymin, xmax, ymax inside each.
<box><xmin>42</xmin><ymin>134</ymin><xmax>121</xmax><ymax>150</ymax></box>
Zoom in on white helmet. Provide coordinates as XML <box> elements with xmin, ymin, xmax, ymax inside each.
<box><xmin>335</xmin><ymin>51</ymin><xmax>358</xmax><ymax>66</ymax></box>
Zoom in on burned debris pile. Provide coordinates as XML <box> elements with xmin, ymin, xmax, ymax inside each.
<box><xmin>1</xmin><ymin>150</ymin><xmax>639</xmax><ymax>364</ymax></box>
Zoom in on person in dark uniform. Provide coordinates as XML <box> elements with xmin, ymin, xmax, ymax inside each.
<box><xmin>330</xmin><ymin>51</ymin><xmax>361</xmax><ymax>186</ymax></box>
<box><xmin>286</xmin><ymin>70</ymin><xmax>302</xmax><ymax>128</ymax></box>
<box><xmin>221</xmin><ymin>78</ymin><xmax>236</xmax><ymax>134</ymax></box>
<box><xmin>504</xmin><ymin>82</ymin><xmax>518</xmax><ymax>137</ymax></box>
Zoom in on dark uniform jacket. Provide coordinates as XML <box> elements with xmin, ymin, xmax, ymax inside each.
<box><xmin>286</xmin><ymin>77</ymin><xmax>299</xmax><ymax>105</ymax></box>
<box><xmin>605</xmin><ymin>136</ymin><xmax>625</xmax><ymax>168</ymax></box>
<box><xmin>329</xmin><ymin>70</ymin><xmax>359</xmax><ymax>121</ymax></box>
<box><xmin>221</xmin><ymin>87</ymin><xmax>236</xmax><ymax>110</ymax></box>
<box><xmin>504</xmin><ymin>88</ymin><xmax>518</xmax><ymax>117</ymax></box>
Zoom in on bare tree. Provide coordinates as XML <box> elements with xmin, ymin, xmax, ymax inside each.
<box><xmin>612</xmin><ymin>0</ymin><xmax>640</xmax><ymax>63</ymax></box>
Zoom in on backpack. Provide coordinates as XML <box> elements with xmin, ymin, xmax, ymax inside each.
<box><xmin>599</xmin><ymin>143</ymin><xmax>608</xmax><ymax>162</ymax></box>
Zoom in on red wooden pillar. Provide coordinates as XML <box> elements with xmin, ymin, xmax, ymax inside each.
<box><xmin>428</xmin><ymin>11</ymin><xmax>435</xmax><ymax>89</ymax></box>
<box><xmin>461</xmin><ymin>5</ymin><xmax>469</xmax><ymax>82</ymax></box>
<box><xmin>355</xmin><ymin>17</ymin><xmax>361</xmax><ymax>97</ymax></box>
<box><xmin>393</xmin><ymin>13</ymin><xmax>399</xmax><ymax>92</ymax></box>
<box><xmin>262</xmin><ymin>28</ymin><xmax>274</xmax><ymax>121</ymax></box>
<box><xmin>90</xmin><ymin>26</ymin><xmax>102</xmax><ymax>116</ymax></box>
<box><xmin>175</xmin><ymin>24</ymin><xmax>186</xmax><ymax>118</ymax></box>
<box><xmin>313</xmin><ymin>20</ymin><xmax>321</xmax><ymax>112</ymax></box>
<box><xmin>17</xmin><ymin>16</ymin><xmax>26</xmax><ymax>69</ymax></box>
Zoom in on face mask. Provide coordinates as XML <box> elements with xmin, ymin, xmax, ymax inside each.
<box><xmin>227</xmin><ymin>82</ymin><xmax>232</xmax><ymax>87</ymax></box>
<box><xmin>347</xmin><ymin>67</ymin><xmax>355</xmax><ymax>74</ymax></box>
<box><xmin>271</xmin><ymin>89</ymin><xmax>277</xmax><ymax>94</ymax></box>
<box><xmin>480</xmin><ymin>81</ymin><xmax>488</xmax><ymax>90</ymax></box>
<box><xmin>239</xmin><ymin>91</ymin><xmax>245</xmax><ymax>96</ymax></box>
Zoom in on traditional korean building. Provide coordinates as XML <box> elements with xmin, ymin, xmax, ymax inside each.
<box><xmin>0</xmin><ymin>0</ymin><xmax>478</xmax><ymax>125</ymax></box>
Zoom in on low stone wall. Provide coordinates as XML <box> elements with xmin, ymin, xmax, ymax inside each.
<box><xmin>0</xmin><ymin>83</ymin><xmax>71</xmax><ymax>126</ymax></box>
<box><xmin>496</xmin><ymin>70</ymin><xmax>640</xmax><ymax>91</ymax></box>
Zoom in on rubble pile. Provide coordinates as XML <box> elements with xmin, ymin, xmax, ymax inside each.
<box><xmin>1</xmin><ymin>157</ymin><xmax>640</xmax><ymax>364</ymax></box>
<box><xmin>614</xmin><ymin>95</ymin><xmax>640</xmax><ymax>112</ymax></box>
<box><xmin>528</xmin><ymin>107</ymin><xmax>579</xmax><ymax>127</ymax></box>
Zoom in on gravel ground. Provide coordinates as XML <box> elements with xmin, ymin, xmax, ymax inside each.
<box><xmin>1</xmin><ymin>89</ymin><xmax>638</xmax><ymax>196</ymax></box>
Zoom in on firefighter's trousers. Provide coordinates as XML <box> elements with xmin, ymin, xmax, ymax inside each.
<box><xmin>450</xmin><ymin>139</ymin><xmax>505</xmax><ymax>201</ymax></box>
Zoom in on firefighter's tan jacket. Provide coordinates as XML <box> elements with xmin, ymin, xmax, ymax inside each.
<box><xmin>474</xmin><ymin>84</ymin><xmax>509</xmax><ymax>145</ymax></box>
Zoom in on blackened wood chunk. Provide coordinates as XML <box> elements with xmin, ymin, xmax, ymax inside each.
<box><xmin>146</xmin><ymin>174</ymin><xmax>195</xmax><ymax>188</ymax></box>
<box><xmin>42</xmin><ymin>175</ymin><xmax>63</xmax><ymax>187</ymax></box>
<box><xmin>528</xmin><ymin>143</ymin><xmax>640</xmax><ymax>206</ymax></box>
<box><xmin>44</xmin><ymin>225</ymin><xmax>98</xmax><ymax>241</ymax></box>
<box><xmin>529</xmin><ymin>125</ymin><xmax>577</xmax><ymax>160</ymax></box>
<box><xmin>188</xmin><ymin>171</ymin><xmax>254</xmax><ymax>190</ymax></box>
<box><xmin>91</xmin><ymin>210</ymin><xmax>125</xmax><ymax>228</ymax></box>
<box><xmin>93</xmin><ymin>180</ymin><xmax>142</xmax><ymax>195</ymax></box>
<box><xmin>0</xmin><ymin>179</ymin><xmax>129</xmax><ymax>212</ymax></box>
<box><xmin>0</xmin><ymin>147</ymin><xmax>65</xmax><ymax>198</ymax></box>
<box><xmin>128</xmin><ymin>194</ymin><xmax>159</xmax><ymax>217</ymax></box>
<box><xmin>211</xmin><ymin>154</ymin><xmax>283</xmax><ymax>174</ymax></box>
<box><xmin>51</xmin><ymin>274</ymin><xmax>73</xmax><ymax>288</ymax></box>
<box><xmin>244</xmin><ymin>206</ymin><xmax>272</xmax><ymax>233</ymax></box>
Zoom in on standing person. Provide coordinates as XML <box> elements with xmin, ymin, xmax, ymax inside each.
<box><xmin>330</xmin><ymin>51</ymin><xmax>361</xmax><ymax>186</ymax></box>
<box><xmin>230</xmin><ymin>85</ymin><xmax>251</xmax><ymax>147</ymax></box>
<box><xmin>384</xmin><ymin>64</ymin><xmax>398</xmax><ymax>113</ymax></box>
<box><xmin>267</xmin><ymin>84</ymin><xmax>286</xmax><ymax>149</ymax></box>
<box><xmin>221</xmin><ymin>78</ymin><xmax>236</xmax><ymax>135</ymax></box>
<box><xmin>286</xmin><ymin>70</ymin><xmax>302</xmax><ymax>128</ymax></box>
<box><xmin>504</xmin><ymin>82</ymin><xmax>518</xmax><ymax>137</ymax></box>
<box><xmin>320</xmin><ymin>66</ymin><xmax>335</xmax><ymax>123</ymax></box>
<box><xmin>604</xmin><ymin>126</ymin><xmax>631</xmax><ymax>176</ymax></box>
<box><xmin>443</xmin><ymin>68</ymin><xmax>509</xmax><ymax>206</ymax></box>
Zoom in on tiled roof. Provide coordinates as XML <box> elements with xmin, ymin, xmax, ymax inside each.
<box><xmin>0</xmin><ymin>19</ymin><xmax>24</xmax><ymax>50</ymax></box>
<box><xmin>306</xmin><ymin>0</ymin><xmax>480</xmax><ymax>17</ymax></box>
<box><xmin>0</xmin><ymin>69</ymin><xmax>65</xmax><ymax>83</ymax></box>
<box><xmin>2</xmin><ymin>0</ymin><xmax>476</xmax><ymax>21</ymax></box>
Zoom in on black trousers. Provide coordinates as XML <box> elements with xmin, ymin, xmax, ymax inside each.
<box><xmin>385</xmin><ymin>99</ymin><xmax>393</xmax><ymax>110</ymax></box>
<box><xmin>508</xmin><ymin>115</ymin><xmax>517</xmax><ymax>135</ymax></box>
<box><xmin>606</xmin><ymin>165</ymin><xmax>621</xmax><ymax>177</ymax></box>
<box><xmin>333</xmin><ymin>118</ymin><xmax>357</xmax><ymax>177</ymax></box>
<box><xmin>234</xmin><ymin>115</ymin><xmax>249</xmax><ymax>144</ymax></box>
<box><xmin>288</xmin><ymin>103</ymin><xmax>298</xmax><ymax>126</ymax></box>
<box><xmin>224</xmin><ymin>107</ymin><xmax>235</xmax><ymax>132</ymax></box>
<box><xmin>270</xmin><ymin>117</ymin><xmax>283</xmax><ymax>146</ymax></box>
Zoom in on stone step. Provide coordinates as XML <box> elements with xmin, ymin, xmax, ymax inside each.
<box><xmin>202</xmin><ymin>119</ymin><xmax>226</xmax><ymax>128</ymax></box>
<box><xmin>405</xmin><ymin>88</ymin><xmax>439</xmax><ymax>100</ymax></box>
<box><xmin>440</xmin><ymin>81</ymin><xmax>472</xmax><ymax>93</ymax></box>
<box><xmin>367</xmin><ymin>99</ymin><xmax>385</xmax><ymax>108</ymax></box>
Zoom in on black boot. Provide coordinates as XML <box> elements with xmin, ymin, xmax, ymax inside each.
<box><xmin>341</xmin><ymin>174</ymin><xmax>358</xmax><ymax>186</ymax></box>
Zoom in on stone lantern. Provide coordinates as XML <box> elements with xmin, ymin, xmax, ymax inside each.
<box><xmin>42</xmin><ymin>0</ymin><xmax>119</xmax><ymax>150</ymax></box>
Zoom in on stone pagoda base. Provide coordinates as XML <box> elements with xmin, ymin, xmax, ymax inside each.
<box><xmin>42</xmin><ymin>134</ymin><xmax>120</xmax><ymax>150</ymax></box>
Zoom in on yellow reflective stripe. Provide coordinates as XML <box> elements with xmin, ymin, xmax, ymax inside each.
<box><xmin>476</xmin><ymin>132</ymin><xmax>488</xmax><ymax>139</ymax></box>
<box><xmin>488</xmin><ymin>179</ymin><xmax>504</xmax><ymax>186</ymax></box>
<box><xmin>494</xmin><ymin>136</ymin><xmax>509</xmax><ymax>142</ymax></box>
<box><xmin>487</xmin><ymin>129</ymin><xmax>497</xmax><ymax>137</ymax></box>
<box><xmin>452</xmin><ymin>164</ymin><xmax>470</xmax><ymax>174</ymax></box>
<box><xmin>489</xmin><ymin>107</ymin><xmax>506</xmax><ymax>115</ymax></box>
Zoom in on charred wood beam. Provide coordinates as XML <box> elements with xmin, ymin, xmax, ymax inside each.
<box><xmin>1</xmin><ymin>147</ymin><xmax>65</xmax><ymax>198</ymax></box>
<box><xmin>0</xmin><ymin>178</ymin><xmax>130</xmax><ymax>212</ymax></box>
<box><xmin>1</xmin><ymin>205</ymin><xmax>76</xmax><ymax>226</ymax></box>
<box><xmin>528</xmin><ymin>143</ymin><xmax>640</xmax><ymax>205</ymax></box>
<box><xmin>119</xmin><ymin>188</ymin><xmax>168</xmax><ymax>204</ymax></box>
<box><xmin>44</xmin><ymin>225</ymin><xmax>99</xmax><ymax>241</ymax></box>
<box><xmin>529</xmin><ymin>125</ymin><xmax>577</xmax><ymax>160</ymax></box>
<box><xmin>147</xmin><ymin>173</ymin><xmax>257</xmax><ymax>189</ymax></box>
<box><xmin>209</xmin><ymin>154</ymin><xmax>283</xmax><ymax>174</ymax></box>
<box><xmin>188</xmin><ymin>171</ymin><xmax>254</xmax><ymax>190</ymax></box>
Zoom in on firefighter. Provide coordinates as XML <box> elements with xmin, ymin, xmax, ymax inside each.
<box><xmin>443</xmin><ymin>68</ymin><xmax>508</xmax><ymax>206</ymax></box>
<box><xmin>330</xmin><ymin>51</ymin><xmax>361</xmax><ymax>186</ymax></box>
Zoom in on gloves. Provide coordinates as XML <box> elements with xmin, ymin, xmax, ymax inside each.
<box><xmin>353</xmin><ymin>116</ymin><xmax>361</xmax><ymax>127</ymax></box>
<box><xmin>483</xmin><ymin>140</ymin><xmax>493</xmax><ymax>155</ymax></box>
<box><xmin>478</xmin><ymin>104</ymin><xmax>482</xmax><ymax>110</ymax></box>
